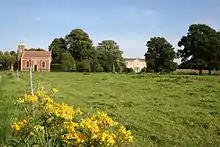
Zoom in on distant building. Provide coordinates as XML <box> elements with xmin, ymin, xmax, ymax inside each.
<box><xmin>124</xmin><ymin>57</ymin><xmax>146</xmax><ymax>72</ymax></box>
<box><xmin>17</xmin><ymin>42</ymin><xmax>52</xmax><ymax>72</ymax></box>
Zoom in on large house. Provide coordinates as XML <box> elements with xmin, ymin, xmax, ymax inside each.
<box><xmin>17</xmin><ymin>42</ymin><xmax>52</xmax><ymax>72</ymax></box>
<box><xmin>124</xmin><ymin>57</ymin><xmax>146</xmax><ymax>72</ymax></box>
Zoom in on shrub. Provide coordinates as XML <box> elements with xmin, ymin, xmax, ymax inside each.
<box><xmin>124</xmin><ymin>68</ymin><xmax>134</xmax><ymax>73</ymax></box>
<box><xmin>77</xmin><ymin>60</ymin><xmax>91</xmax><ymax>72</ymax></box>
<box><xmin>8</xmin><ymin>88</ymin><xmax>133</xmax><ymax>146</ymax></box>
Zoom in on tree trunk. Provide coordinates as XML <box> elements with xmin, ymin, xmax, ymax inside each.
<box><xmin>208</xmin><ymin>69</ymin><xmax>211</xmax><ymax>75</ymax></box>
<box><xmin>199</xmin><ymin>69</ymin><xmax>202</xmax><ymax>75</ymax></box>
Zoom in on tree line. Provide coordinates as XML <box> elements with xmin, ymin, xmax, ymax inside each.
<box><xmin>49</xmin><ymin>29</ymin><xmax>124</xmax><ymax>72</ymax></box>
<box><xmin>0</xmin><ymin>51</ymin><xmax>17</xmax><ymax>70</ymax></box>
<box><xmin>1</xmin><ymin>23</ymin><xmax>220</xmax><ymax>75</ymax></box>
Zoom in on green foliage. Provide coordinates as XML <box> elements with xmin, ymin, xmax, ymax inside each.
<box><xmin>0</xmin><ymin>52</ymin><xmax>17</xmax><ymax>71</ymax></box>
<box><xmin>90</xmin><ymin>46</ymin><xmax>103</xmax><ymax>72</ymax></box>
<box><xmin>50</xmin><ymin>64</ymin><xmax>63</xmax><ymax>72</ymax></box>
<box><xmin>60</xmin><ymin>51</ymin><xmax>76</xmax><ymax>72</ymax></box>
<box><xmin>124</xmin><ymin>68</ymin><xmax>134</xmax><ymax>73</ymax></box>
<box><xmin>66</xmin><ymin>29</ymin><xmax>93</xmax><ymax>62</ymax></box>
<box><xmin>76</xmin><ymin>59</ymin><xmax>91</xmax><ymax>72</ymax></box>
<box><xmin>145</xmin><ymin>37</ymin><xmax>177</xmax><ymax>73</ymax></box>
<box><xmin>97</xmin><ymin>40</ymin><xmax>124</xmax><ymax>72</ymax></box>
<box><xmin>178</xmin><ymin>24</ymin><xmax>220</xmax><ymax>75</ymax></box>
<box><xmin>49</xmin><ymin>38</ymin><xmax>67</xmax><ymax>64</ymax></box>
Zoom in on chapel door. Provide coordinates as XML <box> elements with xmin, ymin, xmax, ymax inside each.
<box><xmin>34</xmin><ymin>65</ymin><xmax>37</xmax><ymax>71</ymax></box>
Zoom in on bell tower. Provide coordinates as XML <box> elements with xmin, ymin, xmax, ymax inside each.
<box><xmin>17</xmin><ymin>42</ymin><xmax>25</xmax><ymax>70</ymax></box>
<box><xmin>18</xmin><ymin>41</ymin><xmax>25</xmax><ymax>53</ymax></box>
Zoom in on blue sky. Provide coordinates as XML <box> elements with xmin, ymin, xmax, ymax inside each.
<box><xmin>0</xmin><ymin>0</ymin><xmax>219</xmax><ymax>60</ymax></box>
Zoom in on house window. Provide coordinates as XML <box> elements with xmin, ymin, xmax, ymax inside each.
<box><xmin>26</xmin><ymin>61</ymin><xmax>30</xmax><ymax>68</ymax></box>
<box><xmin>42</xmin><ymin>62</ymin><xmax>46</xmax><ymax>68</ymax></box>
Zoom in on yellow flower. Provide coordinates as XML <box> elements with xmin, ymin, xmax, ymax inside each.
<box><xmin>90</xmin><ymin>111</ymin><xmax>116</xmax><ymax>127</ymax></box>
<box><xmin>100</xmin><ymin>131</ymin><xmax>116</xmax><ymax>145</ymax></box>
<box><xmin>118</xmin><ymin>125</ymin><xmax>133</xmax><ymax>142</ymax></box>
<box><xmin>11</xmin><ymin>119</ymin><xmax>27</xmax><ymax>131</ymax></box>
<box><xmin>35</xmin><ymin>90</ymin><xmax>46</xmax><ymax>97</ymax></box>
<box><xmin>81</xmin><ymin>118</ymin><xmax>100</xmax><ymax>134</ymax></box>
<box><xmin>63</xmin><ymin>121</ymin><xmax>79</xmax><ymax>132</ymax></box>
<box><xmin>42</xmin><ymin>96</ymin><xmax>53</xmax><ymax>103</ymax></box>
<box><xmin>52</xmin><ymin>88</ymin><xmax>58</xmax><ymax>94</ymax></box>
<box><xmin>25</xmin><ymin>94</ymin><xmax>38</xmax><ymax>103</ymax></box>
<box><xmin>45</xmin><ymin>102</ymin><xmax>80</xmax><ymax>120</ymax></box>
<box><xmin>61</xmin><ymin>132</ymin><xmax>85</xmax><ymax>144</ymax></box>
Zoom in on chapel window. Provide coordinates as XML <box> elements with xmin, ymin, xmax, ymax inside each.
<box><xmin>42</xmin><ymin>62</ymin><xmax>46</xmax><ymax>68</ymax></box>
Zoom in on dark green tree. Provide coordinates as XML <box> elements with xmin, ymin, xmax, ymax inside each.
<box><xmin>178</xmin><ymin>24</ymin><xmax>220</xmax><ymax>75</ymax></box>
<box><xmin>10</xmin><ymin>51</ymin><xmax>16</xmax><ymax>56</ymax></box>
<box><xmin>65</xmin><ymin>29</ymin><xmax>93</xmax><ymax>71</ymax></box>
<box><xmin>60</xmin><ymin>51</ymin><xmax>76</xmax><ymax>72</ymax></box>
<box><xmin>0</xmin><ymin>53</ymin><xmax>16</xmax><ymax>70</ymax></box>
<box><xmin>66</xmin><ymin>29</ymin><xmax>93</xmax><ymax>61</ymax></box>
<box><xmin>144</xmin><ymin>37</ymin><xmax>177</xmax><ymax>73</ymax></box>
<box><xmin>49</xmin><ymin>38</ymin><xmax>67</xmax><ymax>64</ymax></box>
<box><xmin>76</xmin><ymin>59</ymin><xmax>91</xmax><ymax>72</ymax></box>
<box><xmin>90</xmin><ymin>46</ymin><xmax>103</xmax><ymax>72</ymax></box>
<box><xmin>96</xmin><ymin>40</ymin><xmax>124</xmax><ymax>72</ymax></box>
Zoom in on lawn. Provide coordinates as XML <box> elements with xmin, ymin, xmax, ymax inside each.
<box><xmin>0</xmin><ymin>72</ymin><xmax>220</xmax><ymax>146</ymax></box>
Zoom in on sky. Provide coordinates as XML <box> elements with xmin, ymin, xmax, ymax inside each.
<box><xmin>0</xmin><ymin>0</ymin><xmax>219</xmax><ymax>61</ymax></box>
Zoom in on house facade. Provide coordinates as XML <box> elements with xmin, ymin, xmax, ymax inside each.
<box><xmin>124</xmin><ymin>57</ymin><xmax>146</xmax><ymax>72</ymax></box>
<box><xmin>17</xmin><ymin>42</ymin><xmax>52</xmax><ymax>72</ymax></box>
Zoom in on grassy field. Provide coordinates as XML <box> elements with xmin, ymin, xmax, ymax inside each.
<box><xmin>0</xmin><ymin>72</ymin><xmax>220</xmax><ymax>146</ymax></box>
<box><xmin>175</xmin><ymin>69</ymin><xmax>220</xmax><ymax>75</ymax></box>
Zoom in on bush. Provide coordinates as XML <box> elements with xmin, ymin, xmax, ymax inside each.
<box><xmin>124</xmin><ymin>68</ymin><xmax>134</xmax><ymax>73</ymax></box>
<box><xmin>76</xmin><ymin>60</ymin><xmax>91</xmax><ymax>72</ymax></box>
<box><xmin>51</xmin><ymin>64</ymin><xmax>63</xmax><ymax>72</ymax></box>
<box><xmin>7</xmin><ymin>88</ymin><xmax>133</xmax><ymax>146</ymax></box>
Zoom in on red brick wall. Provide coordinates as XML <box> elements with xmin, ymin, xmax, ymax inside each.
<box><xmin>21</xmin><ymin>58</ymin><xmax>51</xmax><ymax>72</ymax></box>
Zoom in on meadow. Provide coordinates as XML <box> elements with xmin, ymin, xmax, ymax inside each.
<box><xmin>0</xmin><ymin>72</ymin><xmax>220</xmax><ymax>146</ymax></box>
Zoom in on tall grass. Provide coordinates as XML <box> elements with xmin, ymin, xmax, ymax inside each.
<box><xmin>0</xmin><ymin>73</ymin><xmax>26</xmax><ymax>145</ymax></box>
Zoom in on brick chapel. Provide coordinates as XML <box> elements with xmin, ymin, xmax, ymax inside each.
<box><xmin>17</xmin><ymin>42</ymin><xmax>52</xmax><ymax>72</ymax></box>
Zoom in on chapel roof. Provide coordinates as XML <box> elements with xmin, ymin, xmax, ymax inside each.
<box><xmin>22</xmin><ymin>51</ymin><xmax>51</xmax><ymax>58</ymax></box>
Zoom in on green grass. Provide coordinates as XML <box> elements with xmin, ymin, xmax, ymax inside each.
<box><xmin>1</xmin><ymin>72</ymin><xmax>220</xmax><ymax>146</ymax></box>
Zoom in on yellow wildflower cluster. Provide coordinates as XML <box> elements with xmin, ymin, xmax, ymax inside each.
<box><xmin>61</xmin><ymin>132</ymin><xmax>85</xmax><ymax>144</ymax></box>
<box><xmin>45</xmin><ymin>102</ymin><xmax>82</xmax><ymax>120</ymax></box>
<box><xmin>11</xmin><ymin>119</ymin><xmax>27</xmax><ymax>131</ymax></box>
<box><xmin>24</xmin><ymin>94</ymin><xmax>38</xmax><ymax>103</ymax></box>
<box><xmin>61</xmin><ymin>121</ymin><xmax>86</xmax><ymax>144</ymax></box>
<box><xmin>10</xmin><ymin>88</ymin><xmax>134</xmax><ymax>147</ymax></box>
<box><xmin>118</xmin><ymin>125</ymin><xmax>133</xmax><ymax>143</ymax></box>
<box><xmin>100</xmin><ymin>131</ymin><xmax>116</xmax><ymax>145</ymax></box>
<box><xmin>91</xmin><ymin>111</ymin><xmax>116</xmax><ymax>127</ymax></box>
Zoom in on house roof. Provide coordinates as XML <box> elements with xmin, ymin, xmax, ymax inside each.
<box><xmin>124</xmin><ymin>57</ymin><xmax>145</xmax><ymax>61</ymax></box>
<box><xmin>22</xmin><ymin>51</ymin><xmax>51</xmax><ymax>58</ymax></box>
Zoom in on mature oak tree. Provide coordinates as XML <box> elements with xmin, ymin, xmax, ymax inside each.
<box><xmin>144</xmin><ymin>37</ymin><xmax>177</xmax><ymax>73</ymax></box>
<box><xmin>96</xmin><ymin>40</ymin><xmax>124</xmax><ymax>72</ymax></box>
<box><xmin>65</xmin><ymin>29</ymin><xmax>93</xmax><ymax>61</ymax></box>
<box><xmin>178</xmin><ymin>24</ymin><xmax>220</xmax><ymax>75</ymax></box>
<box><xmin>65</xmin><ymin>29</ymin><xmax>93</xmax><ymax>71</ymax></box>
